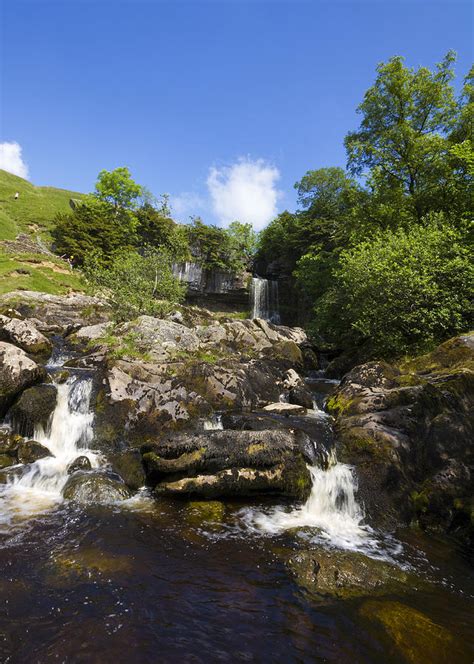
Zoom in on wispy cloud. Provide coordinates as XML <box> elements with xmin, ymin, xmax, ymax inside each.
<box><xmin>0</xmin><ymin>142</ymin><xmax>29</xmax><ymax>179</ymax></box>
<box><xmin>207</xmin><ymin>158</ymin><xmax>281</xmax><ymax>230</ymax></box>
<box><xmin>170</xmin><ymin>191</ymin><xmax>207</xmax><ymax>220</ymax></box>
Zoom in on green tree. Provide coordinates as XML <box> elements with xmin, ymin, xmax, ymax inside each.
<box><xmin>83</xmin><ymin>247</ymin><xmax>186</xmax><ymax>321</ymax></box>
<box><xmin>225</xmin><ymin>221</ymin><xmax>258</xmax><ymax>271</ymax></box>
<box><xmin>136</xmin><ymin>203</ymin><xmax>190</xmax><ymax>260</ymax></box>
<box><xmin>345</xmin><ymin>52</ymin><xmax>459</xmax><ymax>221</ymax></box>
<box><xmin>312</xmin><ymin>217</ymin><xmax>473</xmax><ymax>357</ymax></box>
<box><xmin>186</xmin><ymin>217</ymin><xmax>233</xmax><ymax>271</ymax></box>
<box><xmin>52</xmin><ymin>198</ymin><xmax>137</xmax><ymax>266</ymax></box>
<box><xmin>94</xmin><ymin>167</ymin><xmax>142</xmax><ymax>210</ymax></box>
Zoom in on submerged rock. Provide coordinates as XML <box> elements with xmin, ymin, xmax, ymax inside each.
<box><xmin>0</xmin><ymin>342</ymin><xmax>46</xmax><ymax>416</ymax></box>
<box><xmin>62</xmin><ymin>472</ymin><xmax>132</xmax><ymax>504</ymax></box>
<box><xmin>0</xmin><ymin>314</ymin><xmax>52</xmax><ymax>355</ymax></box>
<box><xmin>286</xmin><ymin>548</ymin><xmax>421</xmax><ymax>600</ymax></box>
<box><xmin>17</xmin><ymin>440</ymin><xmax>52</xmax><ymax>464</ymax></box>
<box><xmin>143</xmin><ymin>429</ymin><xmax>312</xmax><ymax>499</ymax></box>
<box><xmin>359</xmin><ymin>600</ymin><xmax>460</xmax><ymax>664</ymax></box>
<box><xmin>9</xmin><ymin>384</ymin><xmax>57</xmax><ymax>438</ymax></box>
<box><xmin>185</xmin><ymin>500</ymin><xmax>226</xmax><ymax>527</ymax></box>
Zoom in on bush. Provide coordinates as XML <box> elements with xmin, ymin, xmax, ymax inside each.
<box><xmin>311</xmin><ymin>218</ymin><xmax>473</xmax><ymax>357</ymax></box>
<box><xmin>83</xmin><ymin>248</ymin><xmax>186</xmax><ymax>322</ymax></box>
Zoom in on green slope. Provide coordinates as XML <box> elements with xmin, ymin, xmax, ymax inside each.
<box><xmin>0</xmin><ymin>169</ymin><xmax>86</xmax><ymax>295</ymax></box>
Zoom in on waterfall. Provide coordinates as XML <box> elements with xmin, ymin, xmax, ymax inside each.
<box><xmin>203</xmin><ymin>414</ymin><xmax>223</xmax><ymax>431</ymax></box>
<box><xmin>250</xmin><ymin>277</ymin><xmax>280</xmax><ymax>324</ymax></box>
<box><xmin>242</xmin><ymin>457</ymin><xmax>384</xmax><ymax>554</ymax></box>
<box><xmin>0</xmin><ymin>376</ymin><xmax>100</xmax><ymax>529</ymax></box>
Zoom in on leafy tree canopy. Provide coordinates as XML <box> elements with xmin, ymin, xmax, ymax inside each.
<box><xmin>94</xmin><ymin>167</ymin><xmax>143</xmax><ymax>209</ymax></box>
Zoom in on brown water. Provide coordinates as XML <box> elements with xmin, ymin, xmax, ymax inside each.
<box><xmin>1</xmin><ymin>495</ymin><xmax>473</xmax><ymax>663</ymax></box>
<box><xmin>1</xmin><ymin>371</ymin><xmax>473</xmax><ymax>663</ymax></box>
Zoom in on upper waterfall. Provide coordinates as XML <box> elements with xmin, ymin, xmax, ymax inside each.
<box><xmin>250</xmin><ymin>277</ymin><xmax>280</xmax><ymax>323</ymax></box>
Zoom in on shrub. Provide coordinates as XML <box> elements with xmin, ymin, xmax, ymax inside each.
<box><xmin>83</xmin><ymin>248</ymin><xmax>186</xmax><ymax>322</ymax></box>
<box><xmin>311</xmin><ymin>218</ymin><xmax>473</xmax><ymax>357</ymax></box>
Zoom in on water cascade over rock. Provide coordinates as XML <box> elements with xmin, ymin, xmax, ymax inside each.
<box><xmin>0</xmin><ymin>376</ymin><xmax>100</xmax><ymax>528</ymax></box>
<box><xmin>250</xmin><ymin>277</ymin><xmax>280</xmax><ymax>323</ymax></box>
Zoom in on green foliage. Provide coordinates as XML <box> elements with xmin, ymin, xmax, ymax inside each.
<box><xmin>311</xmin><ymin>218</ymin><xmax>473</xmax><ymax>357</ymax></box>
<box><xmin>83</xmin><ymin>248</ymin><xmax>186</xmax><ymax>321</ymax></box>
<box><xmin>135</xmin><ymin>203</ymin><xmax>190</xmax><ymax>260</ymax></box>
<box><xmin>52</xmin><ymin>197</ymin><xmax>138</xmax><ymax>266</ymax></box>
<box><xmin>93</xmin><ymin>330</ymin><xmax>152</xmax><ymax>361</ymax></box>
<box><xmin>344</xmin><ymin>52</ymin><xmax>462</xmax><ymax>221</ymax></box>
<box><xmin>225</xmin><ymin>221</ymin><xmax>257</xmax><ymax>271</ymax></box>
<box><xmin>94</xmin><ymin>167</ymin><xmax>142</xmax><ymax>209</ymax></box>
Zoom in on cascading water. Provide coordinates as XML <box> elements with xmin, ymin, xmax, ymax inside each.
<box><xmin>243</xmin><ymin>458</ymin><xmax>386</xmax><ymax>555</ymax></box>
<box><xmin>0</xmin><ymin>376</ymin><xmax>100</xmax><ymax>530</ymax></box>
<box><xmin>250</xmin><ymin>277</ymin><xmax>280</xmax><ymax>323</ymax></box>
<box><xmin>203</xmin><ymin>414</ymin><xmax>224</xmax><ymax>430</ymax></box>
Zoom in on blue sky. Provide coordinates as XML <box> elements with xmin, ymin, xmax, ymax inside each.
<box><xmin>1</xmin><ymin>0</ymin><xmax>472</xmax><ymax>228</ymax></box>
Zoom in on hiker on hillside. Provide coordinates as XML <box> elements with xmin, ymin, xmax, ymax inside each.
<box><xmin>14</xmin><ymin>192</ymin><xmax>19</xmax><ymax>200</ymax></box>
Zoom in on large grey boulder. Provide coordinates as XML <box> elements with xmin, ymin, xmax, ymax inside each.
<box><xmin>62</xmin><ymin>472</ymin><xmax>132</xmax><ymax>504</ymax></box>
<box><xmin>0</xmin><ymin>315</ymin><xmax>52</xmax><ymax>355</ymax></box>
<box><xmin>0</xmin><ymin>342</ymin><xmax>47</xmax><ymax>416</ymax></box>
<box><xmin>142</xmin><ymin>429</ymin><xmax>313</xmax><ymax>499</ymax></box>
<box><xmin>116</xmin><ymin>316</ymin><xmax>200</xmax><ymax>361</ymax></box>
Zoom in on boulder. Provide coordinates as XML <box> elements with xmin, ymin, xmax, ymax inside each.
<box><xmin>142</xmin><ymin>429</ymin><xmax>313</xmax><ymax>499</ymax></box>
<box><xmin>285</xmin><ymin>548</ymin><xmax>420</xmax><ymax>600</ymax></box>
<box><xmin>263</xmin><ymin>403</ymin><xmax>306</xmax><ymax>416</ymax></box>
<box><xmin>0</xmin><ymin>428</ymin><xmax>23</xmax><ymax>456</ymax></box>
<box><xmin>116</xmin><ymin>316</ymin><xmax>200</xmax><ymax>361</ymax></box>
<box><xmin>327</xmin><ymin>333</ymin><xmax>474</xmax><ymax>541</ymax></box>
<box><xmin>9</xmin><ymin>384</ymin><xmax>57</xmax><ymax>438</ymax></box>
<box><xmin>109</xmin><ymin>449</ymin><xmax>146</xmax><ymax>490</ymax></box>
<box><xmin>0</xmin><ymin>315</ymin><xmax>52</xmax><ymax>355</ymax></box>
<box><xmin>62</xmin><ymin>472</ymin><xmax>132</xmax><ymax>504</ymax></box>
<box><xmin>0</xmin><ymin>342</ymin><xmax>47</xmax><ymax>416</ymax></box>
<box><xmin>17</xmin><ymin>440</ymin><xmax>52</xmax><ymax>464</ymax></box>
<box><xmin>67</xmin><ymin>456</ymin><xmax>92</xmax><ymax>474</ymax></box>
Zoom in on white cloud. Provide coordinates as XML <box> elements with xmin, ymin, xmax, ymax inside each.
<box><xmin>207</xmin><ymin>158</ymin><xmax>281</xmax><ymax>230</ymax></box>
<box><xmin>0</xmin><ymin>142</ymin><xmax>29</xmax><ymax>179</ymax></box>
<box><xmin>170</xmin><ymin>191</ymin><xmax>207</xmax><ymax>220</ymax></box>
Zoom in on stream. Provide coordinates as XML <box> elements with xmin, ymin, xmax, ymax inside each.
<box><xmin>0</xmin><ymin>357</ymin><xmax>473</xmax><ymax>662</ymax></box>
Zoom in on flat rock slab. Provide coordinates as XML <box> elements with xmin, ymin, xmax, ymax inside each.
<box><xmin>263</xmin><ymin>403</ymin><xmax>306</xmax><ymax>415</ymax></box>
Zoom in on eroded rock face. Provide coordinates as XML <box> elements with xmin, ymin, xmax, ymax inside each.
<box><xmin>0</xmin><ymin>291</ymin><xmax>110</xmax><ymax>334</ymax></box>
<box><xmin>0</xmin><ymin>315</ymin><xmax>52</xmax><ymax>355</ymax></box>
<box><xmin>142</xmin><ymin>429</ymin><xmax>313</xmax><ymax>499</ymax></box>
<box><xmin>0</xmin><ymin>342</ymin><xmax>47</xmax><ymax>416</ymax></box>
<box><xmin>327</xmin><ymin>334</ymin><xmax>474</xmax><ymax>542</ymax></box>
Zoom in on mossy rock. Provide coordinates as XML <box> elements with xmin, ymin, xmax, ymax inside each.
<box><xmin>62</xmin><ymin>472</ymin><xmax>132</xmax><ymax>504</ymax></box>
<box><xmin>0</xmin><ymin>454</ymin><xmax>15</xmax><ymax>469</ymax></box>
<box><xmin>110</xmin><ymin>449</ymin><xmax>146</xmax><ymax>490</ymax></box>
<box><xmin>17</xmin><ymin>439</ymin><xmax>52</xmax><ymax>464</ymax></box>
<box><xmin>360</xmin><ymin>600</ymin><xmax>462</xmax><ymax>664</ymax></box>
<box><xmin>185</xmin><ymin>500</ymin><xmax>226</xmax><ymax>527</ymax></box>
<box><xmin>9</xmin><ymin>384</ymin><xmax>57</xmax><ymax>438</ymax></box>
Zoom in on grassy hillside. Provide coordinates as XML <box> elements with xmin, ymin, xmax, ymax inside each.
<box><xmin>0</xmin><ymin>169</ymin><xmax>85</xmax><ymax>294</ymax></box>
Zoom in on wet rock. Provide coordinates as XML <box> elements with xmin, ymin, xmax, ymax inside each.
<box><xmin>9</xmin><ymin>384</ymin><xmax>57</xmax><ymax>438</ymax></box>
<box><xmin>17</xmin><ymin>439</ymin><xmax>52</xmax><ymax>464</ymax></box>
<box><xmin>62</xmin><ymin>471</ymin><xmax>132</xmax><ymax>504</ymax></box>
<box><xmin>289</xmin><ymin>385</ymin><xmax>314</xmax><ymax>410</ymax></box>
<box><xmin>327</xmin><ymin>333</ymin><xmax>474</xmax><ymax>541</ymax></box>
<box><xmin>0</xmin><ymin>454</ymin><xmax>15</xmax><ymax>469</ymax></box>
<box><xmin>109</xmin><ymin>449</ymin><xmax>146</xmax><ymax>490</ymax></box>
<box><xmin>0</xmin><ymin>428</ymin><xmax>23</xmax><ymax>456</ymax></box>
<box><xmin>185</xmin><ymin>500</ymin><xmax>225</xmax><ymax>527</ymax></box>
<box><xmin>359</xmin><ymin>600</ymin><xmax>460</xmax><ymax>664</ymax></box>
<box><xmin>143</xmin><ymin>429</ymin><xmax>312</xmax><ymax>500</ymax></box>
<box><xmin>0</xmin><ymin>342</ymin><xmax>47</xmax><ymax>416</ymax></box>
<box><xmin>0</xmin><ymin>314</ymin><xmax>52</xmax><ymax>355</ymax></box>
<box><xmin>67</xmin><ymin>455</ymin><xmax>92</xmax><ymax>474</ymax></box>
<box><xmin>286</xmin><ymin>548</ymin><xmax>421</xmax><ymax>599</ymax></box>
<box><xmin>263</xmin><ymin>403</ymin><xmax>306</xmax><ymax>416</ymax></box>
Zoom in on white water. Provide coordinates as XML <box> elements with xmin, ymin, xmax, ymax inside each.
<box><xmin>203</xmin><ymin>414</ymin><xmax>223</xmax><ymax>431</ymax></box>
<box><xmin>243</xmin><ymin>459</ymin><xmax>391</xmax><ymax>556</ymax></box>
<box><xmin>250</xmin><ymin>277</ymin><xmax>280</xmax><ymax>323</ymax></box>
<box><xmin>0</xmin><ymin>377</ymin><xmax>100</xmax><ymax>530</ymax></box>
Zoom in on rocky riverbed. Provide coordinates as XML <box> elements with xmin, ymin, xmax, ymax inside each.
<box><xmin>0</xmin><ymin>290</ymin><xmax>472</xmax><ymax>663</ymax></box>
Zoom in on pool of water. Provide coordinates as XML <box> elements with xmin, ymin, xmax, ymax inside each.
<box><xmin>1</xmin><ymin>495</ymin><xmax>473</xmax><ymax>663</ymax></box>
